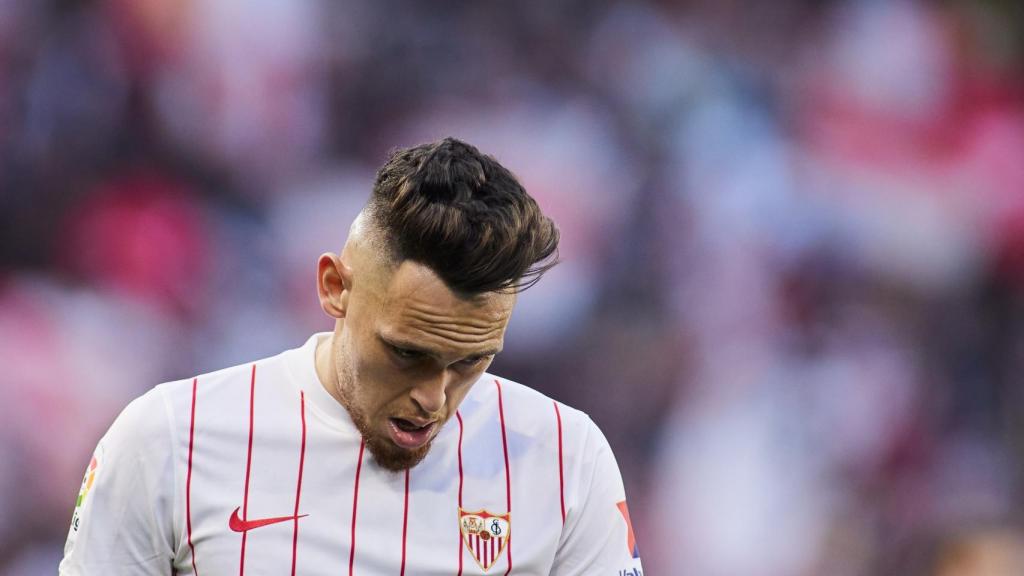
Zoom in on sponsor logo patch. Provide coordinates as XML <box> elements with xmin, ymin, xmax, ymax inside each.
<box><xmin>459</xmin><ymin>508</ymin><xmax>510</xmax><ymax>572</ymax></box>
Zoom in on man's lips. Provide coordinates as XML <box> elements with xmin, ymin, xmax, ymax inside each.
<box><xmin>387</xmin><ymin>417</ymin><xmax>438</xmax><ymax>449</ymax></box>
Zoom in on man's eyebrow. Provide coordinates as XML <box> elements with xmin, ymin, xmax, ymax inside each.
<box><xmin>378</xmin><ymin>334</ymin><xmax>502</xmax><ymax>359</ymax></box>
<box><xmin>464</xmin><ymin>345</ymin><xmax>502</xmax><ymax>358</ymax></box>
<box><xmin>379</xmin><ymin>335</ymin><xmax>436</xmax><ymax>357</ymax></box>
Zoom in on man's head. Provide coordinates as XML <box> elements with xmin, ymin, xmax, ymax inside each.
<box><xmin>316</xmin><ymin>137</ymin><xmax>559</xmax><ymax>471</ymax></box>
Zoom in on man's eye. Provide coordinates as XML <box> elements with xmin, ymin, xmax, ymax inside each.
<box><xmin>391</xmin><ymin>346</ymin><xmax>422</xmax><ymax>360</ymax></box>
<box><xmin>459</xmin><ymin>356</ymin><xmax>487</xmax><ymax>367</ymax></box>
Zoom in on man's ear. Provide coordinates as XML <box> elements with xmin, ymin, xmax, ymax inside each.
<box><xmin>317</xmin><ymin>252</ymin><xmax>352</xmax><ymax>319</ymax></box>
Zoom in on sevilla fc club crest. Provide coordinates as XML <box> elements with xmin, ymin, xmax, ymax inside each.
<box><xmin>459</xmin><ymin>508</ymin><xmax>510</xmax><ymax>572</ymax></box>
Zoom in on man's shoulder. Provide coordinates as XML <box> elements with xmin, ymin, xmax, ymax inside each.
<box><xmin>463</xmin><ymin>372</ymin><xmax>596</xmax><ymax>438</ymax></box>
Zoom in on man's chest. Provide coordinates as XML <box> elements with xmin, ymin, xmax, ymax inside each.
<box><xmin>177</xmin><ymin>416</ymin><xmax>565</xmax><ymax>575</ymax></box>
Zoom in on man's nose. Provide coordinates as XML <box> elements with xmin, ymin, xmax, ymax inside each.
<box><xmin>409</xmin><ymin>370</ymin><xmax>448</xmax><ymax>415</ymax></box>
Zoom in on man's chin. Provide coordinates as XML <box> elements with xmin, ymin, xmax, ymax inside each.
<box><xmin>365</xmin><ymin>435</ymin><xmax>432</xmax><ymax>472</ymax></box>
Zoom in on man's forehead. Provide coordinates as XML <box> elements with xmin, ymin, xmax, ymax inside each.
<box><xmin>376</xmin><ymin>284</ymin><xmax>511</xmax><ymax>361</ymax></box>
<box><xmin>377</xmin><ymin>323</ymin><xmax>505</xmax><ymax>359</ymax></box>
<box><xmin>387</xmin><ymin>291</ymin><xmax>512</xmax><ymax>329</ymax></box>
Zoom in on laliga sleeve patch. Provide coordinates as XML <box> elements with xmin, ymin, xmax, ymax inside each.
<box><xmin>616</xmin><ymin>500</ymin><xmax>640</xmax><ymax>559</ymax></box>
<box><xmin>71</xmin><ymin>451</ymin><xmax>100</xmax><ymax>532</ymax></box>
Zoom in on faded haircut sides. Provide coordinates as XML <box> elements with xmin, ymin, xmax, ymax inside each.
<box><xmin>366</xmin><ymin>137</ymin><xmax>559</xmax><ymax>295</ymax></box>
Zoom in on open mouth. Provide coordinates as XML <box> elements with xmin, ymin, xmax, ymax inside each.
<box><xmin>387</xmin><ymin>418</ymin><xmax>437</xmax><ymax>449</ymax></box>
<box><xmin>392</xmin><ymin>418</ymin><xmax>429</xmax><ymax>432</ymax></box>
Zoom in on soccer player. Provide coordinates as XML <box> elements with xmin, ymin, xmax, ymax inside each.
<box><xmin>60</xmin><ymin>137</ymin><xmax>644</xmax><ymax>575</ymax></box>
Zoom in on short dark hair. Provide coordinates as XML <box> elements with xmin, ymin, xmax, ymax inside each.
<box><xmin>367</xmin><ymin>137</ymin><xmax>559</xmax><ymax>294</ymax></box>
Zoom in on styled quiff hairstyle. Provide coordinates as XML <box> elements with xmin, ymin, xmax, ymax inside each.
<box><xmin>366</xmin><ymin>137</ymin><xmax>559</xmax><ymax>294</ymax></box>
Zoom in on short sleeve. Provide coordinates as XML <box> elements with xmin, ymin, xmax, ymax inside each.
<box><xmin>550</xmin><ymin>418</ymin><xmax>644</xmax><ymax>575</ymax></box>
<box><xmin>59</xmin><ymin>387</ymin><xmax>177</xmax><ymax>575</ymax></box>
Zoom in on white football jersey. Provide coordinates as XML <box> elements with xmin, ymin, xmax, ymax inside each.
<box><xmin>60</xmin><ymin>334</ymin><xmax>644</xmax><ymax>575</ymax></box>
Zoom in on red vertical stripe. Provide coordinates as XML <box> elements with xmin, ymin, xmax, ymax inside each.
<box><xmin>290</xmin><ymin>391</ymin><xmax>307</xmax><ymax>576</ymax></box>
<box><xmin>495</xmin><ymin>379</ymin><xmax>513</xmax><ymax>576</ymax></box>
<box><xmin>348</xmin><ymin>439</ymin><xmax>365</xmax><ymax>576</ymax></box>
<box><xmin>186</xmin><ymin>378</ymin><xmax>200</xmax><ymax>575</ymax></box>
<box><xmin>456</xmin><ymin>411</ymin><xmax>464</xmax><ymax>576</ymax></box>
<box><xmin>553</xmin><ymin>401</ymin><xmax>566</xmax><ymax>524</ymax></box>
<box><xmin>399</xmin><ymin>469</ymin><xmax>410</xmax><ymax>576</ymax></box>
<box><xmin>239</xmin><ymin>364</ymin><xmax>257</xmax><ymax>576</ymax></box>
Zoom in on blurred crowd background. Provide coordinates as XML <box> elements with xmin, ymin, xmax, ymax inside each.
<box><xmin>2</xmin><ymin>0</ymin><xmax>1024</xmax><ymax>574</ymax></box>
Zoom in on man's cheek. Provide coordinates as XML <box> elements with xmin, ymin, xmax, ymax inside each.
<box><xmin>359</xmin><ymin>361</ymin><xmax>402</xmax><ymax>403</ymax></box>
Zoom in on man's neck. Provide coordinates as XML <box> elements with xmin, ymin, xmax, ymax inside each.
<box><xmin>314</xmin><ymin>332</ymin><xmax>344</xmax><ymax>407</ymax></box>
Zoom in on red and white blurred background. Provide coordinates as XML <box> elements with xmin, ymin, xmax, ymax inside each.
<box><xmin>2</xmin><ymin>0</ymin><xmax>1024</xmax><ymax>574</ymax></box>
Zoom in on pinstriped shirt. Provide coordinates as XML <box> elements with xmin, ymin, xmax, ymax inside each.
<box><xmin>60</xmin><ymin>334</ymin><xmax>643</xmax><ymax>575</ymax></box>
